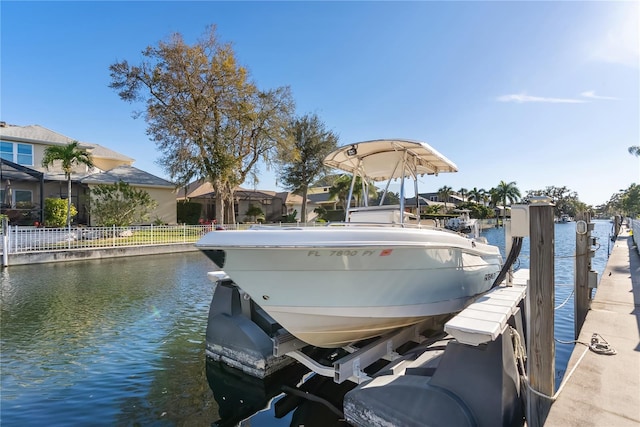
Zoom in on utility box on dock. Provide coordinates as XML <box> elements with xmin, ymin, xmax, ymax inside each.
<box><xmin>510</xmin><ymin>205</ymin><xmax>529</xmax><ymax>237</ymax></box>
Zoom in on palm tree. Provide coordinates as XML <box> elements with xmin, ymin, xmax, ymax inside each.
<box><xmin>438</xmin><ymin>186</ymin><xmax>453</xmax><ymax>212</ymax></box>
<box><xmin>494</xmin><ymin>180</ymin><xmax>521</xmax><ymax>225</ymax></box>
<box><xmin>328</xmin><ymin>174</ymin><xmax>353</xmax><ymax>210</ymax></box>
<box><xmin>468</xmin><ymin>187</ymin><xmax>485</xmax><ymax>205</ymax></box>
<box><xmin>42</xmin><ymin>141</ymin><xmax>94</xmax><ymax>228</ymax></box>
<box><xmin>457</xmin><ymin>187</ymin><xmax>468</xmax><ymax>202</ymax></box>
<box><xmin>329</xmin><ymin>174</ymin><xmax>376</xmax><ymax>210</ymax></box>
<box><xmin>630</xmin><ymin>146</ymin><xmax>640</xmax><ymax>182</ymax></box>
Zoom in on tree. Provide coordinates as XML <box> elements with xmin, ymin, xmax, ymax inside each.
<box><xmin>493</xmin><ymin>180</ymin><xmax>521</xmax><ymax>223</ymax></box>
<box><xmin>524</xmin><ymin>185</ymin><xmax>585</xmax><ymax>218</ymax></box>
<box><xmin>41</xmin><ymin>141</ymin><xmax>94</xmax><ymax>228</ymax></box>
<box><xmin>328</xmin><ymin>175</ymin><xmax>352</xmax><ymax>210</ymax></box>
<box><xmin>109</xmin><ymin>25</ymin><xmax>294</xmax><ymax>225</ymax></box>
<box><xmin>328</xmin><ymin>174</ymin><xmax>377</xmax><ymax>210</ymax></box>
<box><xmin>457</xmin><ymin>201</ymin><xmax>494</xmax><ymax>219</ymax></box>
<box><xmin>467</xmin><ymin>187</ymin><xmax>485</xmax><ymax>205</ymax></box>
<box><xmin>372</xmin><ymin>190</ymin><xmax>400</xmax><ymax>206</ymax></box>
<box><xmin>620</xmin><ymin>183</ymin><xmax>640</xmax><ymax>217</ymax></box>
<box><xmin>457</xmin><ymin>187</ymin><xmax>468</xmax><ymax>202</ymax></box>
<box><xmin>628</xmin><ymin>146</ymin><xmax>640</xmax><ymax>157</ymax></box>
<box><xmin>437</xmin><ymin>186</ymin><xmax>453</xmax><ymax>211</ymax></box>
<box><xmin>90</xmin><ymin>181</ymin><xmax>158</xmax><ymax>226</ymax></box>
<box><xmin>245</xmin><ymin>204</ymin><xmax>264</xmax><ymax>223</ymax></box>
<box><xmin>278</xmin><ymin>114</ymin><xmax>338</xmax><ymax>222</ymax></box>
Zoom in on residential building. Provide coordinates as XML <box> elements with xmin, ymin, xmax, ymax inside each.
<box><xmin>0</xmin><ymin>122</ymin><xmax>176</xmax><ymax>225</ymax></box>
<box><xmin>177</xmin><ymin>179</ymin><xmax>321</xmax><ymax>224</ymax></box>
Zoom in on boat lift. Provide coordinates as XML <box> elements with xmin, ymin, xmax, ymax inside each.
<box><xmin>205</xmin><ymin>267</ymin><xmax>529</xmax><ymax>382</ymax></box>
<box><xmin>204</xmin><ymin>267</ymin><xmax>530</xmax><ymax>426</ymax></box>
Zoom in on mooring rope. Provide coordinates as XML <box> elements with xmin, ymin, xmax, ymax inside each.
<box><xmin>510</xmin><ymin>327</ymin><xmax>616</xmax><ymax>402</ymax></box>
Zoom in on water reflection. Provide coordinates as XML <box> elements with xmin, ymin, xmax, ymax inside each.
<box><xmin>0</xmin><ymin>221</ymin><xmax>613</xmax><ymax>426</ymax></box>
<box><xmin>206</xmin><ymin>358</ymin><xmax>354</xmax><ymax>427</ymax></box>
<box><xmin>1</xmin><ymin>252</ymin><xmax>220</xmax><ymax>426</ymax></box>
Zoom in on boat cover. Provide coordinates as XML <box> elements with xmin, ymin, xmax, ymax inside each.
<box><xmin>324</xmin><ymin>139</ymin><xmax>458</xmax><ymax>181</ymax></box>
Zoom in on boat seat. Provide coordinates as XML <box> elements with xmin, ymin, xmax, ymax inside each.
<box><xmin>348</xmin><ymin>205</ymin><xmax>412</xmax><ymax>224</ymax></box>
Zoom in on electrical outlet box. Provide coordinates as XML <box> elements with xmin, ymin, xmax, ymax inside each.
<box><xmin>511</xmin><ymin>204</ymin><xmax>529</xmax><ymax>237</ymax></box>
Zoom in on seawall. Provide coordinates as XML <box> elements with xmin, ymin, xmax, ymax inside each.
<box><xmin>3</xmin><ymin>244</ymin><xmax>199</xmax><ymax>267</ymax></box>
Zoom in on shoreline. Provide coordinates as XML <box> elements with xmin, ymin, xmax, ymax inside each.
<box><xmin>3</xmin><ymin>243</ymin><xmax>199</xmax><ymax>267</ymax></box>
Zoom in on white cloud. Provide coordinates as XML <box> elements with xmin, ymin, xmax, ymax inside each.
<box><xmin>589</xmin><ymin>7</ymin><xmax>639</xmax><ymax>68</ymax></box>
<box><xmin>497</xmin><ymin>93</ymin><xmax>588</xmax><ymax>104</ymax></box>
<box><xmin>580</xmin><ymin>90</ymin><xmax>619</xmax><ymax>101</ymax></box>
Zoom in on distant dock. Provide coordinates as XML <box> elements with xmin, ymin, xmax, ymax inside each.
<box><xmin>545</xmin><ymin>225</ymin><xmax>640</xmax><ymax>426</ymax></box>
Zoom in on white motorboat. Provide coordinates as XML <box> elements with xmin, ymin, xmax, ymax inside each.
<box><xmin>445</xmin><ymin>209</ymin><xmax>479</xmax><ymax>237</ymax></box>
<box><xmin>197</xmin><ymin>139</ymin><xmax>503</xmax><ymax>348</ymax></box>
<box><xmin>558</xmin><ymin>213</ymin><xmax>571</xmax><ymax>223</ymax></box>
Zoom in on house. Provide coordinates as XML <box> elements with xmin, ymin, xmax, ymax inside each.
<box><xmin>177</xmin><ymin>179</ymin><xmax>321</xmax><ymax>223</ymax></box>
<box><xmin>0</xmin><ymin>122</ymin><xmax>176</xmax><ymax>225</ymax></box>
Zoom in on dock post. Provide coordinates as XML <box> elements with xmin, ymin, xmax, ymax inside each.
<box><xmin>527</xmin><ymin>197</ymin><xmax>555</xmax><ymax>427</ymax></box>
<box><xmin>2</xmin><ymin>217</ymin><xmax>8</xmax><ymax>268</ymax></box>
<box><xmin>574</xmin><ymin>211</ymin><xmax>594</xmax><ymax>338</ymax></box>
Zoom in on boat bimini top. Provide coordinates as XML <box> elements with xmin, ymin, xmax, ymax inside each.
<box><xmin>323</xmin><ymin>139</ymin><xmax>459</xmax><ymax>223</ymax></box>
<box><xmin>323</xmin><ymin>139</ymin><xmax>458</xmax><ymax>181</ymax></box>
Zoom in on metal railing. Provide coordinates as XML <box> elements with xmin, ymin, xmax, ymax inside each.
<box><xmin>4</xmin><ymin>224</ymin><xmax>224</xmax><ymax>254</ymax></box>
<box><xmin>1</xmin><ymin>222</ymin><xmax>325</xmax><ymax>255</ymax></box>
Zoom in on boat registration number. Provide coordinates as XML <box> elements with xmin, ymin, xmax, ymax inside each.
<box><xmin>307</xmin><ymin>250</ymin><xmax>392</xmax><ymax>257</ymax></box>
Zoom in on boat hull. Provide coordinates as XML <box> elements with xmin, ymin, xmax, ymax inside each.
<box><xmin>197</xmin><ymin>227</ymin><xmax>502</xmax><ymax>348</ymax></box>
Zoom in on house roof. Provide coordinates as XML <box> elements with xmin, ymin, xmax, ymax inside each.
<box><xmin>177</xmin><ymin>179</ymin><xmax>281</xmax><ymax>201</ymax></box>
<box><xmin>0</xmin><ymin>123</ymin><xmax>75</xmax><ymax>145</ymax></box>
<box><xmin>275</xmin><ymin>191</ymin><xmax>305</xmax><ymax>205</ymax></box>
<box><xmin>0</xmin><ymin>123</ymin><xmax>134</xmax><ymax>163</ymax></box>
<box><xmin>81</xmin><ymin>165</ymin><xmax>174</xmax><ymax>188</ymax></box>
<box><xmin>176</xmin><ymin>179</ymin><xmax>321</xmax><ymax>207</ymax></box>
<box><xmin>86</xmin><ymin>143</ymin><xmax>134</xmax><ymax>163</ymax></box>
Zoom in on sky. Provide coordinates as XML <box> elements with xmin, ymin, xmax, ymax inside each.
<box><xmin>1</xmin><ymin>1</ymin><xmax>638</xmax><ymax>207</ymax></box>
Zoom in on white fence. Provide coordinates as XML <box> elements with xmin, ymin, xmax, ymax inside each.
<box><xmin>0</xmin><ymin>222</ymin><xmax>318</xmax><ymax>255</ymax></box>
<box><xmin>4</xmin><ymin>224</ymin><xmax>217</xmax><ymax>254</ymax></box>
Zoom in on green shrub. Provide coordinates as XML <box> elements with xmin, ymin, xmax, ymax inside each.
<box><xmin>90</xmin><ymin>181</ymin><xmax>157</xmax><ymax>226</ymax></box>
<box><xmin>45</xmin><ymin>198</ymin><xmax>77</xmax><ymax>227</ymax></box>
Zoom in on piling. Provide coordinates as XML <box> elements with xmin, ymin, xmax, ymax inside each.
<box><xmin>614</xmin><ymin>215</ymin><xmax>621</xmax><ymax>238</ymax></box>
<box><xmin>574</xmin><ymin>212</ymin><xmax>594</xmax><ymax>338</ymax></box>
<box><xmin>2</xmin><ymin>217</ymin><xmax>7</xmax><ymax>267</ymax></box>
<box><xmin>527</xmin><ymin>197</ymin><xmax>555</xmax><ymax>427</ymax></box>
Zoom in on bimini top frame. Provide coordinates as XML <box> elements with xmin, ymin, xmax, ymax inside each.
<box><xmin>323</xmin><ymin>139</ymin><xmax>459</xmax><ymax>224</ymax></box>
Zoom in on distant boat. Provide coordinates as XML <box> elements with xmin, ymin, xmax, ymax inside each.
<box><xmin>558</xmin><ymin>214</ymin><xmax>571</xmax><ymax>223</ymax></box>
<box><xmin>445</xmin><ymin>209</ymin><xmax>479</xmax><ymax>237</ymax></box>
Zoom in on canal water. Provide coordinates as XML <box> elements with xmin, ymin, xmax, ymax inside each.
<box><xmin>0</xmin><ymin>220</ymin><xmax>614</xmax><ymax>426</ymax></box>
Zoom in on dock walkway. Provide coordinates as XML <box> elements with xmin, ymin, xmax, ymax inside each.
<box><xmin>545</xmin><ymin>226</ymin><xmax>640</xmax><ymax>426</ymax></box>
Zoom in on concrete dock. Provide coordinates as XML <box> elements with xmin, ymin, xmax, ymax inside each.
<box><xmin>545</xmin><ymin>226</ymin><xmax>640</xmax><ymax>426</ymax></box>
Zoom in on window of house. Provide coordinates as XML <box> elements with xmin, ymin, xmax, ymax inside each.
<box><xmin>0</xmin><ymin>141</ymin><xmax>34</xmax><ymax>166</ymax></box>
<box><xmin>0</xmin><ymin>189</ymin><xmax>32</xmax><ymax>207</ymax></box>
<box><xmin>14</xmin><ymin>190</ymin><xmax>32</xmax><ymax>204</ymax></box>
